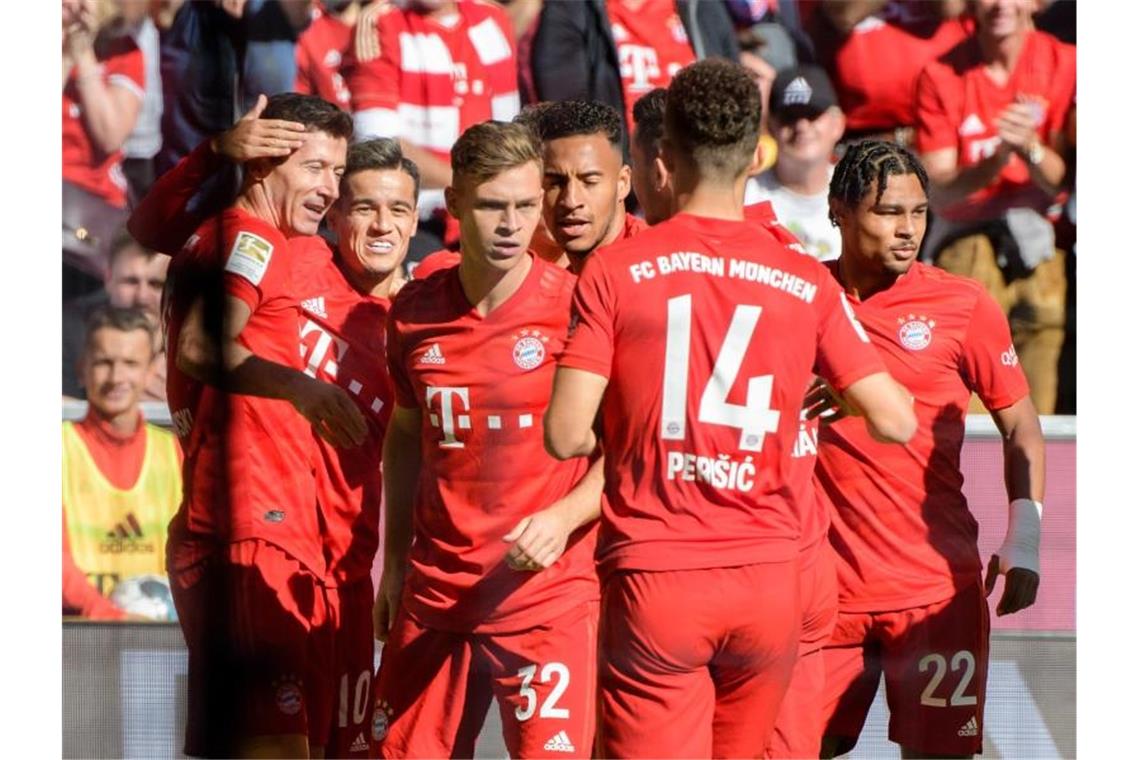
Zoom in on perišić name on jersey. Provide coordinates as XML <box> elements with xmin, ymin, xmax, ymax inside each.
<box><xmin>627</xmin><ymin>252</ymin><xmax>818</xmax><ymax>304</ymax></box>
<box><xmin>666</xmin><ymin>450</ymin><xmax>757</xmax><ymax>492</ymax></box>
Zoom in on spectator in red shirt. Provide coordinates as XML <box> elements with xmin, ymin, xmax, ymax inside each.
<box><xmin>295</xmin><ymin>0</ymin><xmax>360</xmax><ymax>109</ymax></box>
<box><xmin>804</xmin><ymin>0</ymin><xmax>971</xmax><ymax>148</ymax></box>
<box><xmin>63</xmin><ymin>0</ymin><xmax>145</xmax><ymax>273</ymax></box>
<box><xmin>914</xmin><ymin>0</ymin><xmax>1075</xmax><ymax>414</ymax></box>
<box><xmin>345</xmin><ymin>0</ymin><xmax>521</xmax><ymax>262</ymax></box>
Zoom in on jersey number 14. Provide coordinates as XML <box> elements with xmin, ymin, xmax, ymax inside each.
<box><xmin>660</xmin><ymin>294</ymin><xmax>781</xmax><ymax>452</ymax></box>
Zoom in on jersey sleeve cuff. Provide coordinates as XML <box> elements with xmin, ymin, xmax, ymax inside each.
<box><xmin>556</xmin><ymin>354</ymin><xmax>612</xmax><ymax>380</ymax></box>
<box><xmin>224</xmin><ymin>274</ymin><xmax>262</xmax><ymax>312</ymax></box>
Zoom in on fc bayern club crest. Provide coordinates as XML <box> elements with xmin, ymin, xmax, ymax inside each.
<box><xmin>897</xmin><ymin>314</ymin><xmax>935</xmax><ymax>351</ymax></box>
<box><xmin>274</xmin><ymin>678</ymin><xmax>304</xmax><ymax>716</ymax></box>
<box><xmin>511</xmin><ymin>329</ymin><xmax>549</xmax><ymax>371</ymax></box>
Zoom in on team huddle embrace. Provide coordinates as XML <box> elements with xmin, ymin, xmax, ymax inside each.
<box><xmin>132</xmin><ymin>57</ymin><xmax>1046</xmax><ymax>760</ymax></box>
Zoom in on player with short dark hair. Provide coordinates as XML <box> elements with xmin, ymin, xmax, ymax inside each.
<box><xmin>815</xmin><ymin>139</ymin><xmax>1046</xmax><ymax>758</ymax></box>
<box><xmin>630</xmin><ymin>87</ymin><xmax>672</xmax><ymax>225</ymax></box>
<box><xmin>374</xmin><ymin>120</ymin><xmax>604</xmax><ymax>758</ymax></box>
<box><xmin>545</xmin><ymin>59</ymin><xmax>917</xmax><ymax>758</ymax></box>
<box><xmin>131</xmin><ymin>103</ymin><xmax>421</xmax><ymax>755</ymax></box>
<box><xmin>159</xmin><ymin>91</ymin><xmax>367</xmax><ymax>759</ymax></box>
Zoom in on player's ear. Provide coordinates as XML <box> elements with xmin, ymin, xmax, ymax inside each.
<box><xmin>747</xmin><ymin>135</ymin><xmax>765</xmax><ymax>176</ymax></box>
<box><xmin>246</xmin><ymin>157</ymin><xmax>274</xmax><ymax>182</ymax></box>
<box><xmin>652</xmin><ymin>154</ymin><xmax>670</xmax><ymax>192</ymax></box>
<box><xmin>616</xmin><ymin>164</ymin><xmax>632</xmax><ymax>204</ymax></box>
<box><xmin>828</xmin><ymin>198</ymin><xmax>847</xmax><ymax>229</ymax></box>
<box><xmin>444</xmin><ymin>184</ymin><xmax>460</xmax><ymax>219</ymax></box>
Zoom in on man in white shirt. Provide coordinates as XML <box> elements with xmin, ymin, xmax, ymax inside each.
<box><xmin>746</xmin><ymin>64</ymin><xmax>845</xmax><ymax>261</ymax></box>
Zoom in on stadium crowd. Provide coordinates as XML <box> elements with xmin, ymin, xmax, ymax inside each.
<box><xmin>61</xmin><ymin>0</ymin><xmax>1074</xmax><ymax>758</ymax></box>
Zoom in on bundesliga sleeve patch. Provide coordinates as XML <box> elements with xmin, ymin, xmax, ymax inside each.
<box><xmin>225</xmin><ymin>231</ymin><xmax>274</xmax><ymax>286</ymax></box>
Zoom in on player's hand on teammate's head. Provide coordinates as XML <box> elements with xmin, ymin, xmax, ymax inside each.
<box><xmin>984</xmin><ymin>554</ymin><xmax>1040</xmax><ymax>616</ymax></box>
<box><xmin>292</xmin><ymin>378</ymin><xmax>369</xmax><ymax>449</ymax></box>
<box><xmin>803</xmin><ymin>377</ymin><xmax>857</xmax><ymax>424</ymax></box>
<box><xmin>211</xmin><ymin>94</ymin><xmax>307</xmax><ymax>162</ymax></box>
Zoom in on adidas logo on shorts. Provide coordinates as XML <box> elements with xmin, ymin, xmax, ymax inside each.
<box><xmin>958</xmin><ymin>716</ymin><xmax>979</xmax><ymax>737</ymax></box>
<box><xmin>543</xmin><ymin>730</ymin><xmax>576</xmax><ymax>753</ymax></box>
<box><xmin>419</xmin><ymin>343</ymin><xmax>446</xmax><ymax>364</ymax></box>
<box><xmin>350</xmin><ymin>732</ymin><xmax>369</xmax><ymax>753</ymax></box>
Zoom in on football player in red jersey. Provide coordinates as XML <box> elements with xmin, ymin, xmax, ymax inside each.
<box><xmin>415</xmin><ymin>100</ymin><xmax>646</xmax><ymax>280</ymax></box>
<box><xmin>814</xmin><ymin>140</ymin><xmax>1046</xmax><ymax>759</ymax></box>
<box><xmin>130</xmin><ymin>102</ymin><xmax>421</xmax><ymax>756</ymax></box>
<box><xmin>630</xmin><ymin>81</ymin><xmax>856</xmax><ymax>759</ymax></box>
<box><xmin>375</xmin><ymin>121</ymin><xmax>603</xmax><ymax>758</ymax></box>
<box><xmin>157</xmin><ymin>93</ymin><xmax>370</xmax><ymax>759</ymax></box>
<box><xmin>545</xmin><ymin>60</ymin><xmax>917</xmax><ymax>759</ymax></box>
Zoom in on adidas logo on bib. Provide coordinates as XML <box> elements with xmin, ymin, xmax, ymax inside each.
<box><xmin>543</xmin><ymin>730</ymin><xmax>576</xmax><ymax>753</ymax></box>
<box><xmin>958</xmin><ymin>716</ymin><xmax>979</xmax><ymax>737</ymax></box>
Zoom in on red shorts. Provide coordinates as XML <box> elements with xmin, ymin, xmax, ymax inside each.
<box><xmin>598</xmin><ymin>562</ymin><xmax>800</xmax><ymax>759</ymax></box>
<box><xmin>374</xmin><ymin>600</ymin><xmax>599</xmax><ymax>759</ymax></box>
<box><xmin>169</xmin><ymin>538</ymin><xmax>334</xmax><ymax>757</ymax></box>
<box><xmin>821</xmin><ymin>580</ymin><xmax>990</xmax><ymax>756</ymax></box>
<box><xmin>321</xmin><ymin>578</ymin><xmax>377</xmax><ymax>758</ymax></box>
<box><xmin>766</xmin><ymin>541</ymin><xmax>838</xmax><ymax>759</ymax></box>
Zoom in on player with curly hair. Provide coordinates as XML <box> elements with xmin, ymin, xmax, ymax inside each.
<box><xmin>545</xmin><ymin>60</ymin><xmax>917</xmax><ymax>758</ymax></box>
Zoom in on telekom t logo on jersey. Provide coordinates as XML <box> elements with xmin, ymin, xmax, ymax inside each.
<box><xmin>426</xmin><ymin>386</ymin><xmax>471</xmax><ymax>448</ymax></box>
<box><xmin>301</xmin><ymin>319</ymin><xmax>349</xmax><ymax>380</ymax></box>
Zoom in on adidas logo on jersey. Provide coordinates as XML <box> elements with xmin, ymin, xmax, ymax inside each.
<box><xmin>958</xmin><ymin>716</ymin><xmax>979</xmax><ymax>737</ymax></box>
<box><xmin>543</xmin><ymin>731</ymin><xmax>576</xmax><ymax>753</ymax></box>
<box><xmin>349</xmin><ymin>733</ymin><xmax>369</xmax><ymax>753</ymax></box>
<box><xmin>419</xmin><ymin>343</ymin><xmax>446</xmax><ymax>364</ymax></box>
<box><xmin>302</xmin><ymin>296</ymin><xmax>327</xmax><ymax>318</ymax></box>
<box><xmin>959</xmin><ymin>113</ymin><xmax>986</xmax><ymax>136</ymax></box>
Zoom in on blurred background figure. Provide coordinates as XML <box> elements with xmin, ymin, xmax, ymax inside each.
<box><xmin>62</xmin><ymin>306</ymin><xmax>182</xmax><ymax>619</ymax></box>
<box><xmin>346</xmin><ymin>0</ymin><xmax>520</xmax><ymax>261</ymax></box>
<box><xmin>62</xmin><ymin>229</ymin><xmax>169</xmax><ymax>401</ymax></box>
<box><xmin>62</xmin><ymin>0</ymin><xmax>145</xmax><ymax>281</ymax></box>
<box><xmin>294</xmin><ymin>0</ymin><xmax>361</xmax><ymax>109</ymax></box>
<box><xmin>915</xmin><ymin>0</ymin><xmax>1075</xmax><ymax>414</ymax></box>
<box><xmin>746</xmin><ymin>64</ymin><xmax>844</xmax><ymax>261</ymax></box>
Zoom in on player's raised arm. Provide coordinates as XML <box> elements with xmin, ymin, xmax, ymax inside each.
<box><xmin>984</xmin><ymin>396</ymin><xmax>1046</xmax><ymax>616</ymax></box>
<box><xmin>544</xmin><ymin>367</ymin><xmax>607</xmax><ymax>460</ymax></box>
<box><xmin>377</xmin><ymin>403</ymin><xmax>422</xmax><ymax>641</ymax></box>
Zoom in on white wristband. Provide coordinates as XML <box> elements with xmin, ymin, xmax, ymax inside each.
<box><xmin>996</xmin><ymin>498</ymin><xmax>1043</xmax><ymax>575</ymax></box>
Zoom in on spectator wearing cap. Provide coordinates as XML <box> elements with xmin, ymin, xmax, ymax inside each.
<box><xmin>915</xmin><ymin>0</ymin><xmax>1075</xmax><ymax>414</ymax></box>
<box><xmin>745</xmin><ymin>65</ymin><xmax>844</xmax><ymax>262</ymax></box>
<box><xmin>62</xmin><ymin>305</ymin><xmax>182</xmax><ymax>618</ymax></box>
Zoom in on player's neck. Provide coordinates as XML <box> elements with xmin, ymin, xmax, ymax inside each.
<box><xmin>671</xmin><ymin>173</ymin><xmax>747</xmax><ymax>222</ymax></box>
<box><xmin>85</xmin><ymin>406</ymin><xmax>142</xmax><ymax>440</ymax></box>
<box><xmin>234</xmin><ymin>189</ymin><xmax>287</xmax><ymax>237</ymax></box>
<box><xmin>458</xmin><ymin>251</ymin><xmax>533</xmax><ymax>317</ymax></box>
<box><xmin>336</xmin><ymin>258</ymin><xmax>403</xmax><ymax>299</ymax></box>
<box><xmin>837</xmin><ymin>255</ymin><xmax>899</xmax><ymax>301</ymax></box>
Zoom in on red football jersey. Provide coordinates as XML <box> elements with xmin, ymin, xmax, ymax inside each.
<box><xmin>294</xmin><ymin>239</ymin><xmax>394</xmax><ymax>585</ymax></box>
<box><xmin>62</xmin><ymin>35</ymin><xmax>145</xmax><ymax>208</ymax></box>
<box><xmin>295</xmin><ymin>7</ymin><xmax>354</xmax><ymax>107</ymax></box>
<box><xmin>819</xmin><ymin>3</ymin><xmax>971</xmax><ymax>133</ymax></box>
<box><xmin>816</xmin><ymin>262</ymin><xmax>1030</xmax><ymax>612</ymax></box>
<box><xmin>559</xmin><ymin>213</ymin><xmax>885</xmax><ymax>576</ymax></box>
<box><xmin>386</xmin><ymin>255</ymin><xmax>599</xmax><ymax>633</ymax></box>
<box><xmin>605</xmin><ymin>0</ymin><xmax>696</xmax><ymax>134</ymax></box>
<box><xmin>915</xmin><ymin>29</ymin><xmax>1076</xmax><ymax>222</ymax></box>
<box><xmin>410</xmin><ymin>248</ymin><xmax>462</xmax><ymax>280</ymax></box>
<box><xmin>165</xmin><ymin>208</ymin><xmax>323</xmax><ymax>574</ymax></box>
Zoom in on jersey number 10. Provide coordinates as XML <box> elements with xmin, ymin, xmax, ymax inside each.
<box><xmin>660</xmin><ymin>294</ymin><xmax>781</xmax><ymax>452</ymax></box>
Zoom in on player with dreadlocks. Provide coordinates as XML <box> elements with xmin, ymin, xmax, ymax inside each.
<box><xmin>813</xmin><ymin>139</ymin><xmax>1047</xmax><ymax>758</ymax></box>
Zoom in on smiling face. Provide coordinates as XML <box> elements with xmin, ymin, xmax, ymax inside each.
<box><xmin>772</xmin><ymin>106</ymin><xmax>845</xmax><ymax>172</ymax></box>
<box><xmin>833</xmin><ymin>172</ymin><xmax>928</xmax><ymax>280</ymax></box>
<box><xmin>448</xmin><ymin>161</ymin><xmax>544</xmax><ymax>273</ymax></box>
<box><xmin>260</xmin><ymin>130</ymin><xmax>348</xmax><ymax>237</ymax></box>
<box><xmin>328</xmin><ymin>168</ymin><xmax>417</xmax><ymax>292</ymax></box>
<box><xmin>541</xmin><ymin>133</ymin><xmax>630</xmax><ymax>259</ymax></box>
<box><xmin>82</xmin><ymin>327</ymin><xmax>153</xmax><ymax>421</ymax></box>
